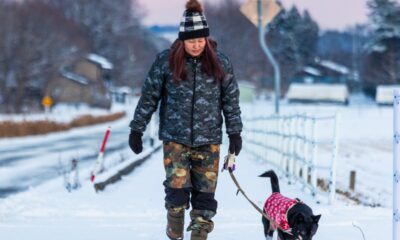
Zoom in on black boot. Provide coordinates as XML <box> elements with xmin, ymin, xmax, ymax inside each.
<box><xmin>187</xmin><ymin>210</ymin><xmax>215</xmax><ymax>240</ymax></box>
<box><xmin>190</xmin><ymin>228</ymin><xmax>209</xmax><ymax>240</ymax></box>
<box><xmin>166</xmin><ymin>207</ymin><xmax>185</xmax><ymax>240</ymax></box>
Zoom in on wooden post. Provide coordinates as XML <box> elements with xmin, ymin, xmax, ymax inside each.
<box><xmin>349</xmin><ymin>170</ymin><xmax>356</xmax><ymax>191</ymax></box>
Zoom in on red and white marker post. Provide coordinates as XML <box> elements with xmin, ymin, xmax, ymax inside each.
<box><xmin>91</xmin><ymin>126</ymin><xmax>111</xmax><ymax>182</ymax></box>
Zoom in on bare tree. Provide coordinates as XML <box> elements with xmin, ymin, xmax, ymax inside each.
<box><xmin>0</xmin><ymin>1</ymin><xmax>89</xmax><ymax>113</ymax></box>
<box><xmin>39</xmin><ymin>0</ymin><xmax>159</xmax><ymax>86</ymax></box>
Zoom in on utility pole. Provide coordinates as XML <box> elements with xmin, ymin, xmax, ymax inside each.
<box><xmin>241</xmin><ymin>0</ymin><xmax>282</xmax><ymax>114</ymax></box>
<box><xmin>257</xmin><ymin>0</ymin><xmax>281</xmax><ymax>114</ymax></box>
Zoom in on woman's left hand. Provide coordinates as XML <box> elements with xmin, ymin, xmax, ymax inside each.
<box><xmin>228</xmin><ymin>133</ymin><xmax>242</xmax><ymax>156</ymax></box>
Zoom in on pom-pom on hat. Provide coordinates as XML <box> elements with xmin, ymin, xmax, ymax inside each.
<box><xmin>178</xmin><ymin>0</ymin><xmax>210</xmax><ymax>40</ymax></box>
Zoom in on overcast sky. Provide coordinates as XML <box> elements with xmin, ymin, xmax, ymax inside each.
<box><xmin>137</xmin><ymin>0</ymin><xmax>399</xmax><ymax>30</ymax></box>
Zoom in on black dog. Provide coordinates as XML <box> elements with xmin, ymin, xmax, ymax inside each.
<box><xmin>260</xmin><ymin>170</ymin><xmax>321</xmax><ymax>240</ymax></box>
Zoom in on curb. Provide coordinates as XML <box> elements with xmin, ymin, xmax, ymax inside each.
<box><xmin>94</xmin><ymin>144</ymin><xmax>162</xmax><ymax>192</ymax></box>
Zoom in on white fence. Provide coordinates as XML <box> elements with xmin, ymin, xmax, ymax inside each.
<box><xmin>393</xmin><ymin>90</ymin><xmax>400</xmax><ymax>240</ymax></box>
<box><xmin>242</xmin><ymin>113</ymin><xmax>340</xmax><ymax>204</ymax></box>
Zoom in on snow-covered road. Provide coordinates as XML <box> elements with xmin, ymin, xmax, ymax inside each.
<box><xmin>0</xmin><ymin>117</ymin><xmax>133</xmax><ymax>198</ymax></box>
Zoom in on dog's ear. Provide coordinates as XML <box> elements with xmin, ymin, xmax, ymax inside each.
<box><xmin>259</xmin><ymin>171</ymin><xmax>269</xmax><ymax>177</ymax></box>
<box><xmin>312</xmin><ymin>214</ymin><xmax>321</xmax><ymax>223</ymax></box>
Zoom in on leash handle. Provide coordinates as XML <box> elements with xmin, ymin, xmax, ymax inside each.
<box><xmin>222</xmin><ymin>153</ymin><xmax>236</xmax><ymax>172</ymax></box>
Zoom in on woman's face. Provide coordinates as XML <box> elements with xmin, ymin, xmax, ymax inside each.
<box><xmin>184</xmin><ymin>38</ymin><xmax>206</xmax><ymax>57</ymax></box>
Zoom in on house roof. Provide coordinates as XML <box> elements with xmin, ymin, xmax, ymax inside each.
<box><xmin>87</xmin><ymin>54</ymin><xmax>113</xmax><ymax>70</ymax></box>
<box><xmin>316</xmin><ymin>59</ymin><xmax>350</xmax><ymax>75</ymax></box>
<box><xmin>303</xmin><ymin>66</ymin><xmax>322</xmax><ymax>77</ymax></box>
<box><xmin>60</xmin><ymin>69</ymin><xmax>89</xmax><ymax>85</ymax></box>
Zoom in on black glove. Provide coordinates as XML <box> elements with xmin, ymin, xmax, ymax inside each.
<box><xmin>228</xmin><ymin>133</ymin><xmax>242</xmax><ymax>156</ymax></box>
<box><xmin>129</xmin><ymin>130</ymin><xmax>143</xmax><ymax>154</ymax></box>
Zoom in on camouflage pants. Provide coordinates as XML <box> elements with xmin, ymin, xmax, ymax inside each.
<box><xmin>163</xmin><ymin>141</ymin><xmax>220</xmax><ymax>232</ymax></box>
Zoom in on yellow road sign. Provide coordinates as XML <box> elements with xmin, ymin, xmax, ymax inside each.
<box><xmin>42</xmin><ymin>96</ymin><xmax>53</xmax><ymax>107</ymax></box>
<box><xmin>240</xmin><ymin>0</ymin><xmax>281</xmax><ymax>28</ymax></box>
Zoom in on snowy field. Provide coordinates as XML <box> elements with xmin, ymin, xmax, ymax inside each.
<box><xmin>0</xmin><ymin>95</ymin><xmax>394</xmax><ymax>239</ymax></box>
<box><xmin>0</xmin><ymin>101</ymin><xmax>130</xmax><ymax>123</ymax></box>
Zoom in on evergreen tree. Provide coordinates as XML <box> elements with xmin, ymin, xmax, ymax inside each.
<box><xmin>268</xmin><ymin>6</ymin><xmax>319</xmax><ymax>89</ymax></box>
<box><xmin>205</xmin><ymin>1</ymin><xmax>319</xmax><ymax>90</ymax></box>
<box><xmin>297</xmin><ymin>10</ymin><xmax>319</xmax><ymax>65</ymax></box>
<box><xmin>362</xmin><ymin>0</ymin><xmax>400</xmax><ymax>95</ymax></box>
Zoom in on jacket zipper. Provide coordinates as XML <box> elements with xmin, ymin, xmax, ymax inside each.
<box><xmin>190</xmin><ymin>58</ymin><xmax>198</xmax><ymax>146</ymax></box>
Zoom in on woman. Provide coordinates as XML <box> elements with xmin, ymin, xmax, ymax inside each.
<box><xmin>129</xmin><ymin>1</ymin><xmax>242</xmax><ymax>239</ymax></box>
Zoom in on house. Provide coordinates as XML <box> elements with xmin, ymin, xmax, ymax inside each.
<box><xmin>292</xmin><ymin>58</ymin><xmax>350</xmax><ymax>85</ymax></box>
<box><xmin>292</xmin><ymin>66</ymin><xmax>323</xmax><ymax>84</ymax></box>
<box><xmin>287</xmin><ymin>58</ymin><xmax>351</xmax><ymax>104</ymax></box>
<box><xmin>47</xmin><ymin>54</ymin><xmax>113</xmax><ymax>109</ymax></box>
<box><xmin>286</xmin><ymin>83</ymin><xmax>349</xmax><ymax>105</ymax></box>
<box><xmin>375</xmin><ymin>85</ymin><xmax>400</xmax><ymax>105</ymax></box>
<box><xmin>110</xmin><ymin>86</ymin><xmax>132</xmax><ymax>104</ymax></box>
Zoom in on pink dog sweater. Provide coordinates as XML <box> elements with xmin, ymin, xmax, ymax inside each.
<box><xmin>263</xmin><ymin>192</ymin><xmax>298</xmax><ymax>231</ymax></box>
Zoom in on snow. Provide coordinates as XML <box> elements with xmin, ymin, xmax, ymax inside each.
<box><xmin>60</xmin><ymin>69</ymin><xmax>90</xmax><ymax>85</ymax></box>
<box><xmin>87</xmin><ymin>54</ymin><xmax>114</xmax><ymax>70</ymax></box>
<box><xmin>286</xmin><ymin>83</ymin><xmax>349</xmax><ymax>103</ymax></box>
<box><xmin>376</xmin><ymin>85</ymin><xmax>400</xmax><ymax>105</ymax></box>
<box><xmin>317</xmin><ymin>59</ymin><xmax>350</xmax><ymax>75</ymax></box>
<box><xmin>0</xmin><ymin>102</ymin><xmax>123</xmax><ymax>123</ymax></box>
<box><xmin>0</xmin><ymin>96</ymin><xmax>394</xmax><ymax>239</ymax></box>
<box><xmin>303</xmin><ymin>66</ymin><xmax>322</xmax><ymax>77</ymax></box>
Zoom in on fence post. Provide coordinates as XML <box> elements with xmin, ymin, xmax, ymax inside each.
<box><xmin>279</xmin><ymin>116</ymin><xmax>285</xmax><ymax>171</ymax></box>
<box><xmin>349</xmin><ymin>170</ymin><xmax>356</xmax><ymax>191</ymax></box>
<box><xmin>310</xmin><ymin>118</ymin><xmax>318</xmax><ymax>196</ymax></box>
<box><xmin>284</xmin><ymin>116</ymin><xmax>290</xmax><ymax>177</ymax></box>
<box><xmin>329</xmin><ymin>113</ymin><xmax>340</xmax><ymax>204</ymax></box>
<box><xmin>293</xmin><ymin>115</ymin><xmax>299</xmax><ymax>181</ymax></box>
<box><xmin>302</xmin><ymin>114</ymin><xmax>309</xmax><ymax>186</ymax></box>
<box><xmin>393</xmin><ymin>90</ymin><xmax>400</xmax><ymax>240</ymax></box>
<box><xmin>288</xmin><ymin>116</ymin><xmax>295</xmax><ymax>183</ymax></box>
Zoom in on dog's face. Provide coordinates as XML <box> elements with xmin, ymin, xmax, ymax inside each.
<box><xmin>290</xmin><ymin>213</ymin><xmax>321</xmax><ymax>240</ymax></box>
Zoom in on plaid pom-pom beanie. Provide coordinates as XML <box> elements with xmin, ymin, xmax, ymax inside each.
<box><xmin>178</xmin><ymin>0</ymin><xmax>210</xmax><ymax>40</ymax></box>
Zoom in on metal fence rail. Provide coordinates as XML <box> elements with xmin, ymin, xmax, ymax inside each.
<box><xmin>242</xmin><ymin>113</ymin><xmax>340</xmax><ymax>204</ymax></box>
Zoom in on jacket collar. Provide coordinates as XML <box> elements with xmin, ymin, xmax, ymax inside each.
<box><xmin>185</xmin><ymin>52</ymin><xmax>203</xmax><ymax>63</ymax></box>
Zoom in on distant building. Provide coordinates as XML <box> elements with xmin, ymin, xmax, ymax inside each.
<box><xmin>292</xmin><ymin>58</ymin><xmax>350</xmax><ymax>85</ymax></box>
<box><xmin>286</xmin><ymin>83</ymin><xmax>349</xmax><ymax>105</ymax></box>
<box><xmin>47</xmin><ymin>54</ymin><xmax>113</xmax><ymax>109</ymax></box>
<box><xmin>110</xmin><ymin>86</ymin><xmax>132</xmax><ymax>104</ymax></box>
<box><xmin>375</xmin><ymin>85</ymin><xmax>400</xmax><ymax>105</ymax></box>
<box><xmin>287</xmin><ymin>58</ymin><xmax>351</xmax><ymax>104</ymax></box>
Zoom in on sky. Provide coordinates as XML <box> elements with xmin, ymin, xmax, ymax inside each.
<box><xmin>137</xmin><ymin>0</ymin><xmax>398</xmax><ymax>30</ymax></box>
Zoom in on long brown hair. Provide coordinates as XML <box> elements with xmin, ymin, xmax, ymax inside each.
<box><xmin>168</xmin><ymin>38</ymin><xmax>225</xmax><ymax>84</ymax></box>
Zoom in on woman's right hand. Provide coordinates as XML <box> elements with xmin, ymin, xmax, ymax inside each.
<box><xmin>129</xmin><ymin>130</ymin><xmax>143</xmax><ymax>154</ymax></box>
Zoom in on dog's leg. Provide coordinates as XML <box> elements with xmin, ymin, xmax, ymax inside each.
<box><xmin>262</xmin><ymin>215</ymin><xmax>274</xmax><ymax>240</ymax></box>
<box><xmin>265</xmin><ymin>230</ymin><xmax>274</xmax><ymax>240</ymax></box>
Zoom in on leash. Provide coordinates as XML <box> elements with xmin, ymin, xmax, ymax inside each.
<box><xmin>222</xmin><ymin>153</ymin><xmax>294</xmax><ymax>236</ymax></box>
<box><xmin>222</xmin><ymin>153</ymin><xmax>270</xmax><ymax>220</ymax></box>
<box><xmin>228</xmin><ymin>168</ymin><xmax>271</xmax><ymax>220</ymax></box>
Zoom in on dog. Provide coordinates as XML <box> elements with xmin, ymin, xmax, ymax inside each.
<box><xmin>259</xmin><ymin>170</ymin><xmax>321</xmax><ymax>240</ymax></box>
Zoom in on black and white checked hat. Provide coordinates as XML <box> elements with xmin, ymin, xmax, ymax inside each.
<box><xmin>178</xmin><ymin>10</ymin><xmax>210</xmax><ymax>40</ymax></box>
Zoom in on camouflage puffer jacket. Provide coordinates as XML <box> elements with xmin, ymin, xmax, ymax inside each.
<box><xmin>129</xmin><ymin>49</ymin><xmax>242</xmax><ymax>147</ymax></box>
